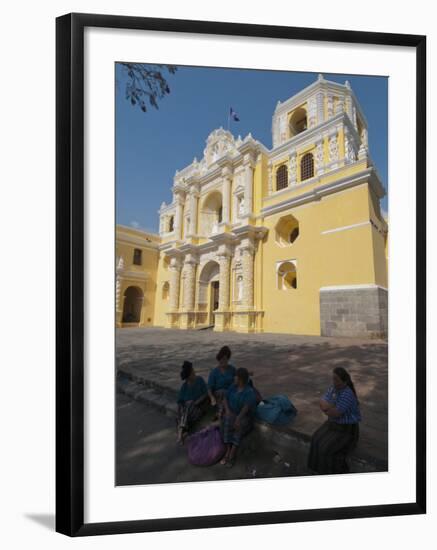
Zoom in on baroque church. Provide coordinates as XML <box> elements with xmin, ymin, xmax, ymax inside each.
<box><xmin>115</xmin><ymin>75</ymin><xmax>388</xmax><ymax>338</ymax></box>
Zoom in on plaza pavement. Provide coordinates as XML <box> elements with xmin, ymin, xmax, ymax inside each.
<box><xmin>116</xmin><ymin>327</ymin><xmax>388</xmax><ymax>471</ymax></box>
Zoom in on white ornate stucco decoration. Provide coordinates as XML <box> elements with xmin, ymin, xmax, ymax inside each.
<box><xmin>116</xmin><ymin>255</ymin><xmax>125</xmax><ymax>274</ymax></box>
<box><xmin>315</xmin><ymin>140</ymin><xmax>324</xmax><ymax>174</ymax></box>
<box><xmin>328</xmin><ymin>132</ymin><xmax>339</xmax><ymax>163</ymax></box>
<box><xmin>238</xmin><ymin>196</ymin><xmax>245</xmax><ymax>217</ymax></box>
<box><xmin>203</xmin><ymin>128</ymin><xmax>236</xmax><ymax>167</ymax></box>
<box><xmin>344</xmin><ymin>129</ymin><xmax>357</xmax><ymax>163</ymax></box>
<box><xmin>327</xmin><ymin>94</ymin><xmax>334</xmax><ymax>118</ymax></box>
<box><xmin>358</xmin><ymin>127</ymin><xmax>369</xmax><ymax>160</ymax></box>
<box><xmin>307</xmin><ymin>97</ymin><xmax>317</xmax><ymax>128</ymax></box>
<box><xmin>334</xmin><ymin>97</ymin><xmax>344</xmax><ymax>115</ymax></box>
<box><xmin>278</xmin><ymin>115</ymin><xmax>287</xmax><ymax>143</ymax></box>
<box><xmin>115</xmin><ymin>256</ymin><xmax>125</xmax><ymax>312</ymax></box>
<box><xmin>289</xmin><ymin>151</ymin><xmax>297</xmax><ymax>184</ymax></box>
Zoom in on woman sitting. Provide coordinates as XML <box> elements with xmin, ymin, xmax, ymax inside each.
<box><xmin>207</xmin><ymin>346</ymin><xmax>236</xmax><ymax>415</ymax></box>
<box><xmin>220</xmin><ymin>367</ymin><xmax>257</xmax><ymax>467</ymax></box>
<box><xmin>308</xmin><ymin>366</ymin><xmax>361</xmax><ymax>474</ymax></box>
<box><xmin>176</xmin><ymin>361</ymin><xmax>208</xmax><ymax>445</ymax></box>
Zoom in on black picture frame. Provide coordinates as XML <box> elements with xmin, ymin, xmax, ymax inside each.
<box><xmin>56</xmin><ymin>12</ymin><xmax>426</xmax><ymax>537</ymax></box>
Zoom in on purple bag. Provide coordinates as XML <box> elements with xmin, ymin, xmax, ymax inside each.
<box><xmin>186</xmin><ymin>426</ymin><xmax>226</xmax><ymax>466</ymax></box>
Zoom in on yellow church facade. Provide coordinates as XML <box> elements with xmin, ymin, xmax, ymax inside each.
<box><xmin>116</xmin><ymin>75</ymin><xmax>388</xmax><ymax>338</ymax></box>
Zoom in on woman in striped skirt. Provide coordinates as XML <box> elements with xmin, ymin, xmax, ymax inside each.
<box><xmin>308</xmin><ymin>366</ymin><xmax>361</xmax><ymax>474</ymax></box>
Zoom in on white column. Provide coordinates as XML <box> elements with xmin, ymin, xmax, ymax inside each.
<box><xmin>326</xmin><ymin>93</ymin><xmax>334</xmax><ymax>118</ymax></box>
<box><xmin>183</xmin><ymin>256</ymin><xmax>197</xmax><ymax>311</ymax></box>
<box><xmin>174</xmin><ymin>194</ymin><xmax>184</xmax><ymax>240</ymax></box>
<box><xmin>241</xmin><ymin>240</ymin><xmax>255</xmax><ymax>309</ymax></box>
<box><xmin>315</xmin><ymin>139</ymin><xmax>324</xmax><ymax>175</ymax></box>
<box><xmin>289</xmin><ymin>150</ymin><xmax>297</xmax><ymax>185</ymax></box>
<box><xmin>222</xmin><ymin>168</ymin><xmax>232</xmax><ymax>224</ymax></box>
<box><xmin>169</xmin><ymin>257</ymin><xmax>182</xmax><ymax>311</ymax></box>
<box><xmin>218</xmin><ymin>248</ymin><xmax>232</xmax><ymax>311</ymax></box>
<box><xmin>244</xmin><ymin>156</ymin><xmax>254</xmax><ymax>216</ymax></box>
<box><xmin>316</xmin><ymin>91</ymin><xmax>324</xmax><ymax>125</ymax></box>
<box><xmin>188</xmin><ymin>188</ymin><xmax>199</xmax><ymax>236</ymax></box>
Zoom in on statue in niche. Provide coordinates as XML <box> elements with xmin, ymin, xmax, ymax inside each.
<box><xmin>236</xmin><ymin>274</ymin><xmax>243</xmax><ymax>302</ymax></box>
<box><xmin>238</xmin><ymin>196</ymin><xmax>245</xmax><ymax>217</ymax></box>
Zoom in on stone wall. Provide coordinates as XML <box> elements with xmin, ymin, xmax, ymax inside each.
<box><xmin>320</xmin><ymin>285</ymin><xmax>388</xmax><ymax>339</ymax></box>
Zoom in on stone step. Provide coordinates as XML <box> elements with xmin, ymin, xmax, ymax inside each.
<box><xmin>194</xmin><ymin>324</ymin><xmax>215</xmax><ymax>331</ymax></box>
<box><xmin>117</xmin><ymin>375</ymin><xmax>177</xmax><ymax>417</ymax></box>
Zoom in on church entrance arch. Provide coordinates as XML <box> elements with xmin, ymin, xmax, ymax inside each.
<box><xmin>198</xmin><ymin>260</ymin><xmax>220</xmax><ymax>326</ymax></box>
<box><xmin>122</xmin><ymin>286</ymin><xmax>144</xmax><ymax>324</ymax></box>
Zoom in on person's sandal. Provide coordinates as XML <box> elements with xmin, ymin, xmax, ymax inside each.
<box><xmin>225</xmin><ymin>459</ymin><xmax>235</xmax><ymax>468</ymax></box>
<box><xmin>220</xmin><ymin>457</ymin><xmax>228</xmax><ymax>465</ymax></box>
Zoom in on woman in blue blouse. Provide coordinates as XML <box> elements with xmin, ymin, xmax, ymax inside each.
<box><xmin>308</xmin><ymin>366</ymin><xmax>361</xmax><ymax>474</ymax></box>
<box><xmin>220</xmin><ymin>367</ymin><xmax>257</xmax><ymax>467</ymax></box>
<box><xmin>207</xmin><ymin>346</ymin><xmax>236</xmax><ymax>415</ymax></box>
<box><xmin>176</xmin><ymin>361</ymin><xmax>208</xmax><ymax>445</ymax></box>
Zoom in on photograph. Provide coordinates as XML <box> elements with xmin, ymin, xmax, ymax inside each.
<box><xmin>114</xmin><ymin>63</ymin><xmax>389</xmax><ymax>486</ymax></box>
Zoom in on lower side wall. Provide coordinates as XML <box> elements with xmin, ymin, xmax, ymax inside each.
<box><xmin>320</xmin><ymin>285</ymin><xmax>388</xmax><ymax>338</ymax></box>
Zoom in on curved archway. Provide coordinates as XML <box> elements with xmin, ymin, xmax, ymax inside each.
<box><xmin>201</xmin><ymin>191</ymin><xmax>223</xmax><ymax>235</ymax></box>
<box><xmin>289</xmin><ymin>107</ymin><xmax>307</xmax><ymax>137</ymax></box>
<box><xmin>122</xmin><ymin>286</ymin><xmax>144</xmax><ymax>323</ymax></box>
<box><xmin>198</xmin><ymin>260</ymin><xmax>220</xmax><ymax>325</ymax></box>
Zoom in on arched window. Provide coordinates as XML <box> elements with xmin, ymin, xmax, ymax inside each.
<box><xmin>276</xmin><ymin>164</ymin><xmax>288</xmax><ymax>191</ymax></box>
<box><xmin>289</xmin><ymin>107</ymin><xmax>307</xmax><ymax>137</ymax></box>
<box><xmin>300</xmin><ymin>153</ymin><xmax>314</xmax><ymax>181</ymax></box>
<box><xmin>168</xmin><ymin>215</ymin><xmax>174</xmax><ymax>232</ymax></box>
<box><xmin>277</xmin><ymin>261</ymin><xmax>297</xmax><ymax>291</ymax></box>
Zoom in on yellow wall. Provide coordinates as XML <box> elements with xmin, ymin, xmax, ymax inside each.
<box><xmin>116</xmin><ymin>227</ymin><xmax>159</xmax><ymax>327</ymax></box>
<box><xmin>260</xmin><ymin>183</ymin><xmax>382</xmax><ymax>335</ymax></box>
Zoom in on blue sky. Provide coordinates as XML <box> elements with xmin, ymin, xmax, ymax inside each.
<box><xmin>116</xmin><ymin>65</ymin><xmax>388</xmax><ymax>233</ymax></box>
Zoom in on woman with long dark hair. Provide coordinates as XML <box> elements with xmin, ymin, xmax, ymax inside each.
<box><xmin>207</xmin><ymin>346</ymin><xmax>236</xmax><ymax>415</ymax></box>
<box><xmin>176</xmin><ymin>361</ymin><xmax>208</xmax><ymax>445</ymax></box>
<box><xmin>308</xmin><ymin>366</ymin><xmax>361</xmax><ymax>474</ymax></box>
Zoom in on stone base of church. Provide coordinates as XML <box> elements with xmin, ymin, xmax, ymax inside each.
<box><xmin>320</xmin><ymin>285</ymin><xmax>388</xmax><ymax>339</ymax></box>
<box><xmin>163</xmin><ymin>310</ymin><xmax>264</xmax><ymax>333</ymax></box>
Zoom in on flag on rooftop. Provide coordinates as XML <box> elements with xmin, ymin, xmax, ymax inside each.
<box><xmin>230</xmin><ymin>107</ymin><xmax>240</xmax><ymax>122</ymax></box>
